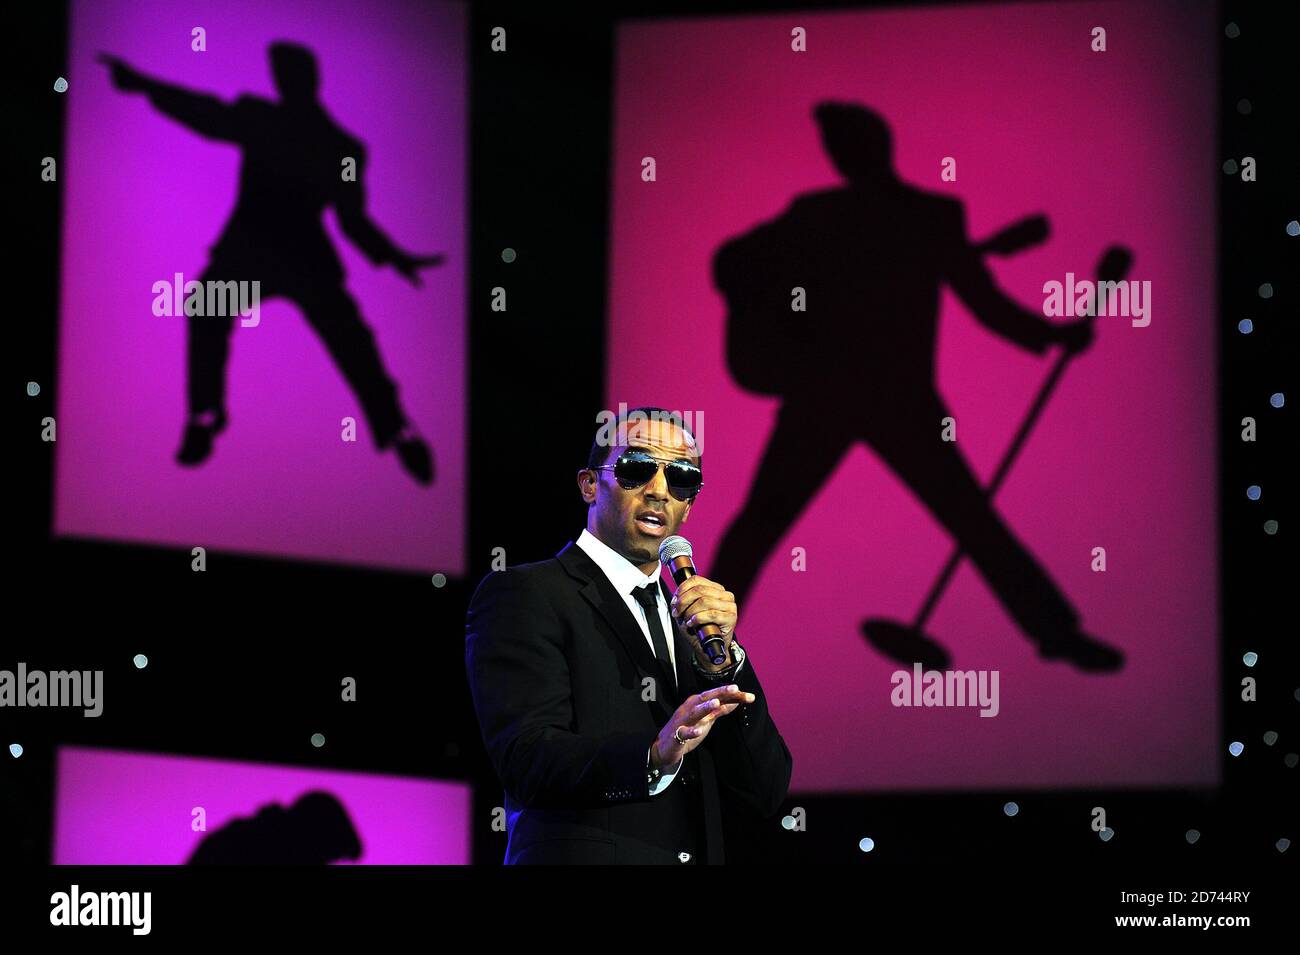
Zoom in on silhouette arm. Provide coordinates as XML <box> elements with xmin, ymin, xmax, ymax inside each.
<box><xmin>138</xmin><ymin>76</ymin><xmax>245</xmax><ymax>142</ymax></box>
<box><xmin>945</xmin><ymin>207</ymin><xmax>1056</xmax><ymax>354</ymax></box>
<box><xmin>335</xmin><ymin>161</ymin><xmax>406</xmax><ymax>266</ymax></box>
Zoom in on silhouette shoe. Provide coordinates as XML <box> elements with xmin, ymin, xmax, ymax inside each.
<box><xmin>1036</xmin><ymin>630</ymin><xmax>1124</xmax><ymax>672</ymax></box>
<box><xmin>176</xmin><ymin>409</ymin><xmax>228</xmax><ymax>466</ymax></box>
<box><xmin>390</xmin><ymin>423</ymin><xmax>434</xmax><ymax>485</ymax></box>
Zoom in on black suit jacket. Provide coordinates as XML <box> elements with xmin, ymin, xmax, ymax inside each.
<box><xmin>464</xmin><ymin>539</ymin><xmax>793</xmax><ymax>863</ymax></box>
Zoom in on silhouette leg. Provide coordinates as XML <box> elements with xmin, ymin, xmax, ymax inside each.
<box><xmin>712</xmin><ymin>396</ymin><xmax>853</xmax><ymax>607</ymax></box>
<box><xmin>293</xmin><ymin>286</ymin><xmax>432</xmax><ymax>483</ymax></box>
<box><xmin>864</xmin><ymin>395</ymin><xmax>1121</xmax><ymax>668</ymax></box>
<box><xmin>177</xmin><ymin>265</ymin><xmax>236</xmax><ymax>465</ymax></box>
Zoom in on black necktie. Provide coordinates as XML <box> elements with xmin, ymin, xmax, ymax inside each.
<box><xmin>632</xmin><ymin>583</ymin><xmax>677</xmax><ymax>695</ymax></box>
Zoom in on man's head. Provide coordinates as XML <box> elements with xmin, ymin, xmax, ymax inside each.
<box><xmin>813</xmin><ymin>100</ymin><xmax>895</xmax><ymax>185</ymax></box>
<box><xmin>269</xmin><ymin>41</ymin><xmax>319</xmax><ymax>103</ymax></box>
<box><xmin>578</xmin><ymin>408</ymin><xmax>702</xmax><ymax>572</ymax></box>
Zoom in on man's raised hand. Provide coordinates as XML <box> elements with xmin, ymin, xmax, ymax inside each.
<box><xmin>652</xmin><ymin>684</ymin><xmax>754</xmax><ymax>771</ymax></box>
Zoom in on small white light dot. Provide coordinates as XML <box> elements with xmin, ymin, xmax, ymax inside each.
<box><xmin>1270</xmin><ymin>393</ymin><xmax>1285</xmax><ymax>408</ymax></box>
<box><xmin>858</xmin><ymin>837</ymin><xmax>875</xmax><ymax>853</ymax></box>
<box><xmin>26</xmin><ymin>382</ymin><xmax>40</xmax><ymax>397</ymax></box>
<box><xmin>1246</xmin><ymin>486</ymin><xmax>1261</xmax><ymax>501</ymax></box>
<box><xmin>1263</xmin><ymin>731</ymin><xmax>1278</xmax><ymax>746</ymax></box>
<box><xmin>1258</xmin><ymin>283</ymin><xmax>1273</xmax><ymax>299</ymax></box>
<box><xmin>781</xmin><ymin>815</ymin><xmax>795</xmax><ymax>830</ymax></box>
<box><xmin>1185</xmin><ymin>829</ymin><xmax>1200</xmax><ymax>845</ymax></box>
<box><xmin>1237</xmin><ymin>319</ymin><xmax>1253</xmax><ymax>334</ymax></box>
<box><xmin>1099</xmin><ymin>827</ymin><xmax>1115</xmax><ymax>842</ymax></box>
<box><xmin>1228</xmin><ymin>741</ymin><xmax>1244</xmax><ymax>757</ymax></box>
<box><xmin>1243</xmin><ymin>651</ymin><xmax>1258</xmax><ymax>666</ymax></box>
<box><xmin>431</xmin><ymin>573</ymin><xmax>447</xmax><ymax>588</ymax></box>
<box><xmin>53</xmin><ymin>77</ymin><xmax>68</xmax><ymax>93</ymax></box>
<box><xmin>1003</xmin><ymin>801</ymin><xmax>1020</xmax><ymax>817</ymax></box>
<box><xmin>502</xmin><ymin>248</ymin><xmax>517</xmax><ymax>263</ymax></box>
<box><xmin>133</xmin><ymin>654</ymin><xmax>148</xmax><ymax>669</ymax></box>
<box><xmin>8</xmin><ymin>743</ymin><xmax>22</xmax><ymax>759</ymax></box>
<box><xmin>310</xmin><ymin>733</ymin><xmax>326</xmax><ymax>748</ymax></box>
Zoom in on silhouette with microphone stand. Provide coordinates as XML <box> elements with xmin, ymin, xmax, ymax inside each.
<box><xmin>711</xmin><ymin>100</ymin><xmax>1126</xmax><ymax>672</ymax></box>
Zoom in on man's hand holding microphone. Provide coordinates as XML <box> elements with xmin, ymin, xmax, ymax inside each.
<box><xmin>650</xmin><ymin>570</ymin><xmax>753</xmax><ymax>772</ymax></box>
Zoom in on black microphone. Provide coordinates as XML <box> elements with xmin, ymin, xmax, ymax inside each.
<box><xmin>658</xmin><ymin>535</ymin><xmax>729</xmax><ymax>665</ymax></box>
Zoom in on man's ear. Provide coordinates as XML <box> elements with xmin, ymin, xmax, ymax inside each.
<box><xmin>578</xmin><ymin>469</ymin><xmax>597</xmax><ymax>504</ymax></box>
<box><xmin>681</xmin><ymin>499</ymin><xmax>692</xmax><ymax>523</ymax></box>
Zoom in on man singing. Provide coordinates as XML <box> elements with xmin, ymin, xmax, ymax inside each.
<box><xmin>465</xmin><ymin>407</ymin><xmax>792</xmax><ymax>863</ymax></box>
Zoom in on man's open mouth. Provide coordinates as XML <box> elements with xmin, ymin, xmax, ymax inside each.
<box><xmin>634</xmin><ymin>511</ymin><xmax>668</xmax><ymax>536</ymax></box>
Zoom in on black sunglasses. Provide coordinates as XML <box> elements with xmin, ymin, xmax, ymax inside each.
<box><xmin>594</xmin><ymin>449</ymin><xmax>703</xmax><ymax>501</ymax></box>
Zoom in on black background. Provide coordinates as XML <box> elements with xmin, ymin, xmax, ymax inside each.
<box><xmin>6</xmin><ymin>0</ymin><xmax>1295</xmax><ymax>892</ymax></box>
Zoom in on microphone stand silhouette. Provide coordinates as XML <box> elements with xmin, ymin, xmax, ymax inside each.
<box><xmin>863</xmin><ymin>245</ymin><xmax>1134</xmax><ymax>670</ymax></box>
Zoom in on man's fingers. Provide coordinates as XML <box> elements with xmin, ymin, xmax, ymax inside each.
<box><xmin>681</xmin><ymin>688</ymin><xmax>751</xmax><ymax>724</ymax></box>
<box><xmin>673</xmin><ymin>576</ymin><xmax>720</xmax><ymax>600</ymax></box>
<box><xmin>680</xmin><ymin>698</ymin><xmax>725</xmax><ymax>726</ymax></box>
<box><xmin>674</xmin><ymin>591</ymin><xmax>726</xmax><ymax>616</ymax></box>
<box><xmin>697</xmin><ymin>685</ymin><xmax>748</xmax><ymax>702</ymax></box>
<box><xmin>685</xmin><ymin>607</ymin><xmax>733</xmax><ymax>630</ymax></box>
<box><xmin>673</xmin><ymin>589</ymin><xmax>733</xmax><ymax>623</ymax></box>
<box><xmin>691</xmin><ymin>697</ymin><xmax>724</xmax><ymax>720</ymax></box>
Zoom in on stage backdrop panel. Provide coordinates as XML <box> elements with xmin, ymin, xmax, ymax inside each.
<box><xmin>608</xmin><ymin>0</ymin><xmax>1217</xmax><ymax>790</ymax></box>
<box><xmin>53</xmin><ymin>745</ymin><xmax>472</xmax><ymax>864</ymax></box>
<box><xmin>55</xmin><ymin>0</ymin><xmax>466</xmax><ymax>575</ymax></box>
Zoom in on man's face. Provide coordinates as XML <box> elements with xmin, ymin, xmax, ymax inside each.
<box><xmin>579</xmin><ymin>419</ymin><xmax>700</xmax><ymax>569</ymax></box>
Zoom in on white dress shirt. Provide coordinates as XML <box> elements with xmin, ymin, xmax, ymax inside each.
<box><xmin>576</xmin><ymin>528</ymin><xmax>747</xmax><ymax>796</ymax></box>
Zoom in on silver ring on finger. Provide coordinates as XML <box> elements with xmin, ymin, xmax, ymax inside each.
<box><xmin>674</xmin><ymin>726</ymin><xmax>688</xmax><ymax>744</ymax></box>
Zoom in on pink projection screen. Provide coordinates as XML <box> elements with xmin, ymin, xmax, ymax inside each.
<box><xmin>53</xmin><ymin>746</ymin><xmax>472</xmax><ymax>865</ymax></box>
<box><xmin>55</xmin><ymin>0</ymin><xmax>466</xmax><ymax>575</ymax></box>
<box><xmin>608</xmin><ymin>1</ymin><xmax>1218</xmax><ymax>791</ymax></box>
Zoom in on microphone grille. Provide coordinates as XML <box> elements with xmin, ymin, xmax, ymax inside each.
<box><xmin>658</xmin><ymin>535</ymin><xmax>693</xmax><ymax>564</ymax></box>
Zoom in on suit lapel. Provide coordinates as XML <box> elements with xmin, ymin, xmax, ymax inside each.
<box><xmin>556</xmin><ymin>541</ymin><xmax>682</xmax><ymax>714</ymax></box>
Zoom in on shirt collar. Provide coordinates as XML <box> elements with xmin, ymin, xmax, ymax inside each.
<box><xmin>576</xmin><ymin>528</ymin><xmax>661</xmax><ymax>597</ymax></box>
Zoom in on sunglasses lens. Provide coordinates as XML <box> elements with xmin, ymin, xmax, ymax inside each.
<box><xmin>665</xmin><ymin>463</ymin><xmax>702</xmax><ymax>498</ymax></box>
<box><xmin>613</xmin><ymin>453</ymin><xmax>658</xmax><ymax>487</ymax></box>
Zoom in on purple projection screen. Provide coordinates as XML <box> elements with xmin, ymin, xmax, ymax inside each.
<box><xmin>609</xmin><ymin>1</ymin><xmax>1218</xmax><ymax>790</ymax></box>
<box><xmin>53</xmin><ymin>746</ymin><xmax>472</xmax><ymax>864</ymax></box>
<box><xmin>55</xmin><ymin>0</ymin><xmax>466</xmax><ymax>575</ymax></box>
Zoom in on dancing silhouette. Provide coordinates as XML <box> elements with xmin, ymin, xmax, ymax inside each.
<box><xmin>99</xmin><ymin>43</ymin><xmax>442</xmax><ymax>484</ymax></box>
<box><xmin>712</xmin><ymin>101</ymin><xmax>1124</xmax><ymax>672</ymax></box>
<box><xmin>186</xmin><ymin>791</ymin><xmax>362</xmax><ymax>865</ymax></box>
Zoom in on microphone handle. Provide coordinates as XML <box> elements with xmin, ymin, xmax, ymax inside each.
<box><xmin>666</xmin><ymin>557</ymin><xmax>729</xmax><ymax>666</ymax></box>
